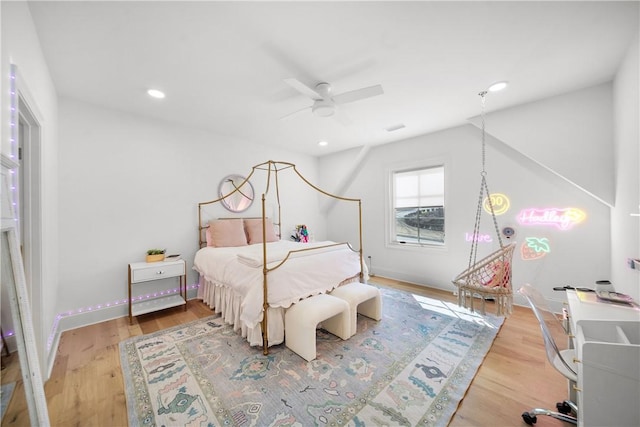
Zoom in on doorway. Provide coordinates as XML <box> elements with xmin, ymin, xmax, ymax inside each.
<box><xmin>16</xmin><ymin>92</ymin><xmax>45</xmax><ymax>374</ymax></box>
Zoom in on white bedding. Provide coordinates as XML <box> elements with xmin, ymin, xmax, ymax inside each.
<box><xmin>193</xmin><ymin>240</ymin><xmax>365</xmax><ymax>346</ymax></box>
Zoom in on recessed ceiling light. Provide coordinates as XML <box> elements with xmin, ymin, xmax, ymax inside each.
<box><xmin>147</xmin><ymin>89</ymin><xmax>166</xmax><ymax>99</ymax></box>
<box><xmin>318</xmin><ymin>141</ymin><xmax>328</xmax><ymax>147</ymax></box>
<box><xmin>488</xmin><ymin>81</ymin><xmax>508</xmax><ymax>92</ymax></box>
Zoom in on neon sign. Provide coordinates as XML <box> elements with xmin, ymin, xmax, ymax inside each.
<box><xmin>521</xmin><ymin>237</ymin><xmax>551</xmax><ymax>261</ymax></box>
<box><xmin>517</xmin><ymin>208</ymin><xmax>586</xmax><ymax>230</ymax></box>
<box><xmin>465</xmin><ymin>232</ymin><xmax>493</xmax><ymax>243</ymax></box>
<box><xmin>483</xmin><ymin>193</ymin><xmax>510</xmax><ymax>215</ymax></box>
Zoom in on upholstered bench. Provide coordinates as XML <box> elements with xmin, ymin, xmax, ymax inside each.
<box><xmin>329</xmin><ymin>282</ymin><xmax>382</xmax><ymax>337</ymax></box>
<box><xmin>285</xmin><ymin>293</ymin><xmax>350</xmax><ymax>361</ymax></box>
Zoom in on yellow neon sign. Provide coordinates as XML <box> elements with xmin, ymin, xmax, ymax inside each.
<box><xmin>483</xmin><ymin>193</ymin><xmax>510</xmax><ymax>215</ymax></box>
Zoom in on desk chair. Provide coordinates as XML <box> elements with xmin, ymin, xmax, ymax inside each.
<box><xmin>519</xmin><ymin>284</ymin><xmax>578</xmax><ymax>425</ymax></box>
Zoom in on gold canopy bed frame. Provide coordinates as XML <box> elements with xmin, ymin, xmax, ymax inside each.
<box><xmin>197</xmin><ymin>160</ymin><xmax>364</xmax><ymax>354</ymax></box>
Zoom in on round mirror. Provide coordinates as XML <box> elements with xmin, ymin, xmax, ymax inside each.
<box><xmin>218</xmin><ymin>174</ymin><xmax>254</xmax><ymax>213</ymax></box>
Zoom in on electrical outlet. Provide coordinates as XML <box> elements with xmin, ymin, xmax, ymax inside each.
<box><xmin>366</xmin><ymin>255</ymin><xmax>375</xmax><ymax>277</ymax></box>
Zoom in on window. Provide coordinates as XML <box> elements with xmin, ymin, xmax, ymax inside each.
<box><xmin>391</xmin><ymin>165</ymin><xmax>445</xmax><ymax>246</ymax></box>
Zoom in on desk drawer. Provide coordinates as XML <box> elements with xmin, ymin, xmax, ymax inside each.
<box><xmin>132</xmin><ymin>262</ymin><xmax>185</xmax><ymax>283</ymax></box>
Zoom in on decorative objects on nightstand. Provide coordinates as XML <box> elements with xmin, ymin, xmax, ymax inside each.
<box><xmin>128</xmin><ymin>259</ymin><xmax>186</xmax><ymax>324</ymax></box>
<box><xmin>145</xmin><ymin>248</ymin><xmax>166</xmax><ymax>263</ymax></box>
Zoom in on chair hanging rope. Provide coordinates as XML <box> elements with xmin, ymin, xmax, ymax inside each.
<box><xmin>468</xmin><ymin>91</ymin><xmax>504</xmax><ymax>269</ymax></box>
<box><xmin>453</xmin><ymin>91</ymin><xmax>515</xmax><ymax>316</ymax></box>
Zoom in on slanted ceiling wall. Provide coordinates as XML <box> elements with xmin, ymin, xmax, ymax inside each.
<box><xmin>320</xmin><ymin>82</ymin><xmax>617</xmax><ymax>310</ymax></box>
<box><xmin>469</xmin><ymin>83</ymin><xmax>614</xmax><ymax>207</ymax></box>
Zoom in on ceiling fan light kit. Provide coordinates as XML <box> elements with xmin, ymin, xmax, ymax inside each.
<box><xmin>312</xmin><ymin>99</ymin><xmax>335</xmax><ymax>117</ymax></box>
<box><xmin>282</xmin><ymin>78</ymin><xmax>384</xmax><ymax>121</ymax></box>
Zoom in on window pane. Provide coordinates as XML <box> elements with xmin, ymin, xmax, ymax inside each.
<box><xmin>393</xmin><ymin>166</ymin><xmax>444</xmax><ymax>245</ymax></box>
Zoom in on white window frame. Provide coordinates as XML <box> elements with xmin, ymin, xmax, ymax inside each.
<box><xmin>386</xmin><ymin>158</ymin><xmax>448</xmax><ymax>251</ymax></box>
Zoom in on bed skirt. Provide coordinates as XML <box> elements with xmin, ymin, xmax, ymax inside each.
<box><xmin>196</xmin><ymin>276</ymin><xmax>286</xmax><ymax>347</ymax></box>
<box><xmin>196</xmin><ymin>273</ymin><xmax>363</xmax><ymax>347</ymax></box>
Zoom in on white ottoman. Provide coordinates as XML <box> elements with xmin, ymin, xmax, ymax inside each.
<box><xmin>285</xmin><ymin>293</ymin><xmax>350</xmax><ymax>362</ymax></box>
<box><xmin>329</xmin><ymin>282</ymin><xmax>382</xmax><ymax>337</ymax></box>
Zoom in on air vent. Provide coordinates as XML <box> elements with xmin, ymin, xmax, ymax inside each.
<box><xmin>385</xmin><ymin>123</ymin><xmax>406</xmax><ymax>132</ymax></box>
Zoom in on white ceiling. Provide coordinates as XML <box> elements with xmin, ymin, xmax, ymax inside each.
<box><xmin>27</xmin><ymin>1</ymin><xmax>639</xmax><ymax>157</ymax></box>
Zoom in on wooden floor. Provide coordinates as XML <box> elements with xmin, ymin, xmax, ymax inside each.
<box><xmin>1</xmin><ymin>277</ymin><xmax>571</xmax><ymax>426</ymax></box>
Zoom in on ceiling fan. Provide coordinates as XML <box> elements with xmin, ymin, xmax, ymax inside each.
<box><xmin>281</xmin><ymin>78</ymin><xmax>384</xmax><ymax>122</ymax></box>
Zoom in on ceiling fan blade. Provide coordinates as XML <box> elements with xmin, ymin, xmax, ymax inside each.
<box><xmin>333</xmin><ymin>84</ymin><xmax>384</xmax><ymax>105</ymax></box>
<box><xmin>332</xmin><ymin>106</ymin><xmax>353</xmax><ymax>126</ymax></box>
<box><xmin>279</xmin><ymin>104</ymin><xmax>311</xmax><ymax>120</ymax></box>
<box><xmin>283</xmin><ymin>78</ymin><xmax>321</xmax><ymax>99</ymax></box>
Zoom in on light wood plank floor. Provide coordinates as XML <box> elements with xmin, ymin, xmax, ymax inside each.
<box><xmin>1</xmin><ymin>277</ymin><xmax>571</xmax><ymax>426</ymax></box>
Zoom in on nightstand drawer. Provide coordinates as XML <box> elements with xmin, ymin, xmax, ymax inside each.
<box><xmin>131</xmin><ymin>262</ymin><xmax>185</xmax><ymax>283</ymax></box>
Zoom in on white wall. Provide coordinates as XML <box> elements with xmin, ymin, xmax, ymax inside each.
<box><xmin>611</xmin><ymin>31</ymin><xmax>640</xmax><ymax>298</ymax></box>
<box><xmin>472</xmin><ymin>83</ymin><xmax>614</xmax><ymax>207</ymax></box>
<box><xmin>320</xmin><ymin>85</ymin><xmax>616</xmax><ymax>309</ymax></box>
<box><xmin>56</xmin><ymin>98</ymin><xmax>322</xmax><ymax>324</ymax></box>
<box><xmin>1</xmin><ymin>1</ymin><xmax>59</xmax><ymax>375</ymax></box>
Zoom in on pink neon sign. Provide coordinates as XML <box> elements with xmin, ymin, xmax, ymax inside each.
<box><xmin>517</xmin><ymin>208</ymin><xmax>586</xmax><ymax>230</ymax></box>
<box><xmin>465</xmin><ymin>232</ymin><xmax>493</xmax><ymax>243</ymax></box>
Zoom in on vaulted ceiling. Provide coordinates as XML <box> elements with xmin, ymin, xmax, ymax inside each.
<box><xmin>27</xmin><ymin>1</ymin><xmax>639</xmax><ymax>156</ymax></box>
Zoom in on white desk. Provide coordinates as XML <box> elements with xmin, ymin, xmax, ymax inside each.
<box><xmin>566</xmin><ymin>290</ymin><xmax>640</xmax><ymax>331</ymax></box>
<box><xmin>566</xmin><ymin>290</ymin><xmax>640</xmax><ymax>427</ymax></box>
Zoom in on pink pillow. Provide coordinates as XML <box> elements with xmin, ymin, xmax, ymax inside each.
<box><xmin>482</xmin><ymin>261</ymin><xmax>511</xmax><ymax>288</ymax></box>
<box><xmin>205</xmin><ymin>226</ymin><xmax>212</xmax><ymax>246</ymax></box>
<box><xmin>244</xmin><ymin>218</ymin><xmax>279</xmax><ymax>245</ymax></box>
<box><xmin>207</xmin><ymin>219</ymin><xmax>247</xmax><ymax>247</ymax></box>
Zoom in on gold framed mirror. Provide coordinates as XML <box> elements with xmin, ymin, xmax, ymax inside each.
<box><xmin>218</xmin><ymin>174</ymin><xmax>254</xmax><ymax>213</ymax></box>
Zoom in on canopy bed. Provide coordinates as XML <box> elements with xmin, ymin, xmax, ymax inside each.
<box><xmin>194</xmin><ymin>160</ymin><xmax>366</xmax><ymax>355</ymax></box>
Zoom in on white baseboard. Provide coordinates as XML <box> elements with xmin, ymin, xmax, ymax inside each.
<box><xmin>369</xmin><ymin>267</ymin><xmax>571</xmax><ymax>312</ymax></box>
<box><xmin>44</xmin><ymin>287</ymin><xmax>200</xmax><ymax>379</ymax></box>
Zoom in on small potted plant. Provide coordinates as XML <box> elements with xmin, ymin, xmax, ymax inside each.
<box><xmin>146</xmin><ymin>248</ymin><xmax>166</xmax><ymax>263</ymax></box>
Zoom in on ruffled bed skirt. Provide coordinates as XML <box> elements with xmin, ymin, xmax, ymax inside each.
<box><xmin>196</xmin><ymin>273</ymin><xmax>363</xmax><ymax>347</ymax></box>
<box><xmin>196</xmin><ymin>276</ymin><xmax>285</xmax><ymax>347</ymax></box>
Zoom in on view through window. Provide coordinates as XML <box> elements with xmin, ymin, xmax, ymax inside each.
<box><xmin>392</xmin><ymin>165</ymin><xmax>445</xmax><ymax>245</ymax></box>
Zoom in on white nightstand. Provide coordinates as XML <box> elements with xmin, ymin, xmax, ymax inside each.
<box><xmin>128</xmin><ymin>259</ymin><xmax>187</xmax><ymax>324</ymax></box>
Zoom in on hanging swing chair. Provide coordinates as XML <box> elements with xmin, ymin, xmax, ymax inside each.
<box><xmin>452</xmin><ymin>91</ymin><xmax>515</xmax><ymax>316</ymax></box>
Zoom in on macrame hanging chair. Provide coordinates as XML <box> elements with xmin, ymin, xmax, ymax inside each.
<box><xmin>452</xmin><ymin>91</ymin><xmax>515</xmax><ymax>316</ymax></box>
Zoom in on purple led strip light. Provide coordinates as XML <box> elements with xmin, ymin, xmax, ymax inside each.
<box><xmin>0</xmin><ymin>283</ymin><xmax>201</xmax><ymax>351</ymax></box>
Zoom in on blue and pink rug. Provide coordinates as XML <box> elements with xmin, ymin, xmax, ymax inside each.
<box><xmin>119</xmin><ymin>287</ymin><xmax>503</xmax><ymax>426</ymax></box>
<box><xmin>0</xmin><ymin>382</ymin><xmax>16</xmax><ymax>421</ymax></box>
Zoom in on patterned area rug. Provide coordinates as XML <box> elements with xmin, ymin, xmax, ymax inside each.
<box><xmin>1</xmin><ymin>382</ymin><xmax>16</xmax><ymax>421</ymax></box>
<box><xmin>120</xmin><ymin>287</ymin><xmax>503</xmax><ymax>426</ymax></box>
